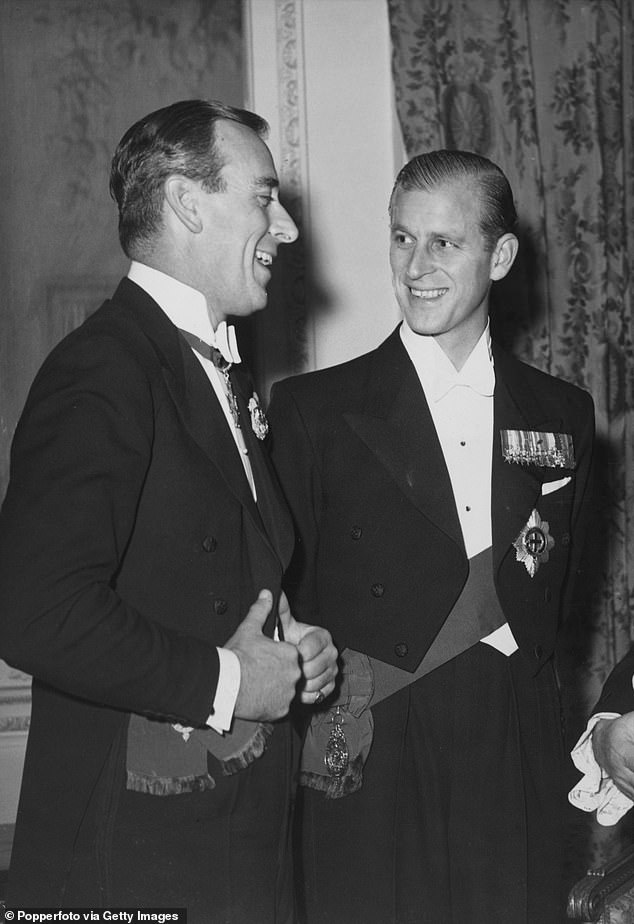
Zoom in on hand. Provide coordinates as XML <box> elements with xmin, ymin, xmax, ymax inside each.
<box><xmin>225</xmin><ymin>589</ymin><xmax>301</xmax><ymax>722</ymax></box>
<box><xmin>592</xmin><ymin>714</ymin><xmax>634</xmax><ymax>800</ymax></box>
<box><xmin>279</xmin><ymin>592</ymin><xmax>338</xmax><ymax>705</ymax></box>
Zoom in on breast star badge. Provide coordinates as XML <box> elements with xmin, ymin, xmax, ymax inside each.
<box><xmin>513</xmin><ymin>509</ymin><xmax>555</xmax><ymax>577</ymax></box>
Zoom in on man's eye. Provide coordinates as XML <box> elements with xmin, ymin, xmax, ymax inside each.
<box><xmin>258</xmin><ymin>195</ymin><xmax>274</xmax><ymax>207</ymax></box>
<box><xmin>435</xmin><ymin>238</ymin><xmax>455</xmax><ymax>249</ymax></box>
<box><xmin>393</xmin><ymin>232</ymin><xmax>413</xmax><ymax>246</ymax></box>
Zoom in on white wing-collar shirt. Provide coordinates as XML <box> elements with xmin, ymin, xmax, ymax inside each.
<box><xmin>400</xmin><ymin>321</ymin><xmax>518</xmax><ymax>657</ymax></box>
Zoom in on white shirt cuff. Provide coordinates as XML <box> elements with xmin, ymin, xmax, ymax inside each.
<box><xmin>171</xmin><ymin>648</ymin><xmax>240</xmax><ymax>739</ymax></box>
<box><xmin>568</xmin><ymin>712</ymin><xmax>634</xmax><ymax>826</ymax></box>
<box><xmin>205</xmin><ymin>647</ymin><xmax>241</xmax><ymax>733</ymax></box>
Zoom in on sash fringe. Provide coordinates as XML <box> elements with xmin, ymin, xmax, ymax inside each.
<box><xmin>126</xmin><ymin>770</ymin><xmax>216</xmax><ymax>796</ymax></box>
<box><xmin>299</xmin><ymin>754</ymin><xmax>365</xmax><ymax>799</ymax></box>
<box><xmin>219</xmin><ymin>721</ymin><xmax>274</xmax><ymax>775</ymax></box>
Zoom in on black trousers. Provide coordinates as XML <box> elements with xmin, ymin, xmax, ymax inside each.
<box><xmin>298</xmin><ymin>644</ymin><xmax>565</xmax><ymax>924</ymax></box>
<box><xmin>64</xmin><ymin>721</ymin><xmax>297</xmax><ymax>924</ymax></box>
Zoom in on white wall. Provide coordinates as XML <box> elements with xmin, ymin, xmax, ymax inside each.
<box><xmin>245</xmin><ymin>0</ymin><xmax>404</xmax><ymax>372</ymax></box>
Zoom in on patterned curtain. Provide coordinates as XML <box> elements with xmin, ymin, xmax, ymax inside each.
<box><xmin>387</xmin><ymin>0</ymin><xmax>634</xmax><ymax>877</ymax></box>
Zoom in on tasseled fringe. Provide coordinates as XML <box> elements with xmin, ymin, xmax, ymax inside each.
<box><xmin>298</xmin><ymin>754</ymin><xmax>364</xmax><ymax>799</ymax></box>
<box><xmin>219</xmin><ymin>722</ymin><xmax>274</xmax><ymax>776</ymax></box>
<box><xmin>126</xmin><ymin>770</ymin><xmax>216</xmax><ymax>796</ymax></box>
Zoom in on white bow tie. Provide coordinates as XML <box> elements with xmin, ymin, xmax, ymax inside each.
<box><xmin>213</xmin><ymin>321</ymin><xmax>242</xmax><ymax>365</ymax></box>
<box><xmin>430</xmin><ymin>363</ymin><xmax>495</xmax><ymax>402</ymax></box>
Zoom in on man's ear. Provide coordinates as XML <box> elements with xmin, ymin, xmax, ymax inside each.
<box><xmin>164</xmin><ymin>175</ymin><xmax>202</xmax><ymax>233</ymax></box>
<box><xmin>490</xmin><ymin>233</ymin><xmax>519</xmax><ymax>281</ymax></box>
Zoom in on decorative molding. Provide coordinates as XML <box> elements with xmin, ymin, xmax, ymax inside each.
<box><xmin>275</xmin><ymin>0</ymin><xmax>306</xmax><ymax>211</ymax></box>
<box><xmin>0</xmin><ymin>661</ymin><xmax>29</xmax><ymax>689</ymax></box>
<box><xmin>0</xmin><ymin>693</ymin><xmax>31</xmax><ymax>706</ymax></box>
<box><xmin>0</xmin><ymin>673</ymin><xmax>31</xmax><ymax>736</ymax></box>
<box><xmin>0</xmin><ymin>716</ymin><xmax>30</xmax><ymax>734</ymax></box>
<box><xmin>275</xmin><ymin>0</ymin><xmax>310</xmax><ymax>373</ymax></box>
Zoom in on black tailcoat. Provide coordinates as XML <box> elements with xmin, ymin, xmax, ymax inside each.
<box><xmin>0</xmin><ymin>279</ymin><xmax>295</xmax><ymax>920</ymax></box>
<box><xmin>268</xmin><ymin>327</ymin><xmax>594</xmax><ymax>924</ymax></box>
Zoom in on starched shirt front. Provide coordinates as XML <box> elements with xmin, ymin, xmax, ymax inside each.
<box><xmin>400</xmin><ymin>321</ymin><xmax>518</xmax><ymax>656</ymax></box>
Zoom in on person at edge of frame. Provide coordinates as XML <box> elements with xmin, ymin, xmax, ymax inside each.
<box><xmin>570</xmin><ymin>645</ymin><xmax>634</xmax><ymax>827</ymax></box>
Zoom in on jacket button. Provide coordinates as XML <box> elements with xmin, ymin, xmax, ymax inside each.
<box><xmin>214</xmin><ymin>598</ymin><xmax>228</xmax><ymax>615</ymax></box>
<box><xmin>370</xmin><ymin>583</ymin><xmax>384</xmax><ymax>597</ymax></box>
<box><xmin>350</xmin><ymin>526</ymin><xmax>363</xmax><ymax>540</ymax></box>
<box><xmin>202</xmin><ymin>536</ymin><xmax>217</xmax><ymax>553</ymax></box>
<box><xmin>533</xmin><ymin>644</ymin><xmax>543</xmax><ymax>660</ymax></box>
<box><xmin>394</xmin><ymin>643</ymin><xmax>408</xmax><ymax>658</ymax></box>
<box><xmin>561</xmin><ymin>533</ymin><xmax>570</xmax><ymax>547</ymax></box>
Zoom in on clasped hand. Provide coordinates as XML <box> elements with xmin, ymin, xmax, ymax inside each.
<box><xmin>225</xmin><ymin>589</ymin><xmax>338</xmax><ymax>722</ymax></box>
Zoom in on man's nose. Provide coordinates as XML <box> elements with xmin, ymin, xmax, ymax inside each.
<box><xmin>407</xmin><ymin>245</ymin><xmax>433</xmax><ymax>279</ymax></box>
<box><xmin>270</xmin><ymin>201</ymin><xmax>299</xmax><ymax>244</ymax></box>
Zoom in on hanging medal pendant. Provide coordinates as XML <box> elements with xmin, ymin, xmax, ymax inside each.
<box><xmin>324</xmin><ymin>707</ymin><xmax>349</xmax><ymax>778</ymax></box>
<box><xmin>223</xmin><ymin>370</ymin><xmax>241</xmax><ymax>428</ymax></box>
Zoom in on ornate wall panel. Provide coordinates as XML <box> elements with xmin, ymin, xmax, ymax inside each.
<box><xmin>273</xmin><ymin>0</ymin><xmax>310</xmax><ymax>374</ymax></box>
<box><xmin>244</xmin><ymin>0</ymin><xmax>312</xmax><ymax>394</ymax></box>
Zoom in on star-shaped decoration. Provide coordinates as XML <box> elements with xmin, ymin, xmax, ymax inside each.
<box><xmin>513</xmin><ymin>509</ymin><xmax>555</xmax><ymax>577</ymax></box>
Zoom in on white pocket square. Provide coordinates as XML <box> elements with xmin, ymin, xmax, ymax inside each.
<box><xmin>541</xmin><ymin>476</ymin><xmax>571</xmax><ymax>495</ymax></box>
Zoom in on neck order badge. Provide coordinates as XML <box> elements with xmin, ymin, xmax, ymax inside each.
<box><xmin>179</xmin><ymin>328</ymin><xmax>241</xmax><ymax>428</ymax></box>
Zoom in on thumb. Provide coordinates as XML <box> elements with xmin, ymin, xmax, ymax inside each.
<box><xmin>278</xmin><ymin>591</ymin><xmax>292</xmax><ymax>633</ymax></box>
<box><xmin>242</xmin><ymin>589</ymin><xmax>274</xmax><ymax>631</ymax></box>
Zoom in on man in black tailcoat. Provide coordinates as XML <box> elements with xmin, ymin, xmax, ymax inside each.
<box><xmin>0</xmin><ymin>99</ymin><xmax>337</xmax><ymax>922</ymax></box>
<box><xmin>269</xmin><ymin>150</ymin><xmax>594</xmax><ymax>924</ymax></box>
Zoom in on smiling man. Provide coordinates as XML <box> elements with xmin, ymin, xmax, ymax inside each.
<box><xmin>268</xmin><ymin>150</ymin><xmax>594</xmax><ymax>924</ymax></box>
<box><xmin>0</xmin><ymin>99</ymin><xmax>337</xmax><ymax>920</ymax></box>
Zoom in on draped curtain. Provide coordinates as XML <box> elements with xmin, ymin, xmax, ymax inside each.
<box><xmin>387</xmin><ymin>0</ymin><xmax>634</xmax><ymax>874</ymax></box>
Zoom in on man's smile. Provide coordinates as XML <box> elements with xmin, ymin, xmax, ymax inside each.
<box><xmin>408</xmin><ymin>286</ymin><xmax>448</xmax><ymax>299</ymax></box>
<box><xmin>255</xmin><ymin>248</ymin><xmax>273</xmax><ymax>266</ymax></box>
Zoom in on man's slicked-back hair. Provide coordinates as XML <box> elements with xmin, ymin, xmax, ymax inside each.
<box><xmin>389</xmin><ymin>149</ymin><xmax>518</xmax><ymax>250</ymax></box>
<box><xmin>110</xmin><ymin>99</ymin><xmax>269</xmax><ymax>259</ymax></box>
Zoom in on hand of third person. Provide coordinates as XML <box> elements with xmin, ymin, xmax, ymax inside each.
<box><xmin>592</xmin><ymin>713</ymin><xmax>634</xmax><ymax>800</ymax></box>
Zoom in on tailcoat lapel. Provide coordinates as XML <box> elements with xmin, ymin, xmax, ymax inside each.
<box><xmin>491</xmin><ymin>346</ymin><xmax>563</xmax><ymax>574</ymax></box>
<box><xmin>342</xmin><ymin>330</ymin><xmax>568</xmax><ymax>575</ymax></box>
<box><xmin>175</xmin><ymin>343</ymin><xmax>259</xmax><ymax>518</ymax></box>
<box><xmin>343</xmin><ymin>330</ymin><xmax>464</xmax><ymax>551</ymax></box>
<box><xmin>115</xmin><ymin>279</ymin><xmax>288</xmax><ymax>564</ymax></box>
<box><xmin>231</xmin><ymin>363</ymin><xmax>294</xmax><ymax>567</ymax></box>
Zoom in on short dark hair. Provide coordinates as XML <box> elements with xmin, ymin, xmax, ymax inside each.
<box><xmin>110</xmin><ymin>99</ymin><xmax>269</xmax><ymax>258</ymax></box>
<box><xmin>389</xmin><ymin>149</ymin><xmax>518</xmax><ymax>250</ymax></box>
